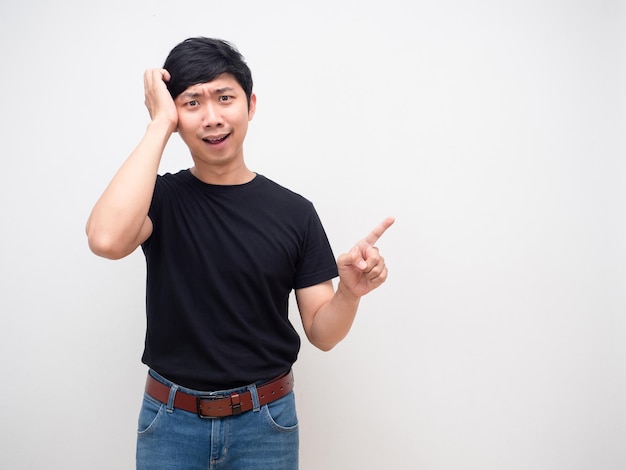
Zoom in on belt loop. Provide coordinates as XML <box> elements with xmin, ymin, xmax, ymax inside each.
<box><xmin>166</xmin><ymin>384</ymin><xmax>178</xmax><ymax>413</ymax></box>
<box><xmin>248</xmin><ymin>383</ymin><xmax>260</xmax><ymax>412</ymax></box>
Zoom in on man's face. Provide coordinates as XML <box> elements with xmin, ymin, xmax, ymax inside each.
<box><xmin>175</xmin><ymin>73</ymin><xmax>256</xmax><ymax>170</ymax></box>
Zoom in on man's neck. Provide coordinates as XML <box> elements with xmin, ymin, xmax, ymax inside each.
<box><xmin>189</xmin><ymin>164</ymin><xmax>256</xmax><ymax>185</ymax></box>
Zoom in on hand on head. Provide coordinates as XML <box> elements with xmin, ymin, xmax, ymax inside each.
<box><xmin>143</xmin><ymin>68</ymin><xmax>178</xmax><ymax>131</ymax></box>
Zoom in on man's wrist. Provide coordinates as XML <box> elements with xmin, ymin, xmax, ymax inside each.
<box><xmin>336</xmin><ymin>281</ymin><xmax>361</xmax><ymax>304</ymax></box>
<box><xmin>148</xmin><ymin>116</ymin><xmax>176</xmax><ymax>135</ymax></box>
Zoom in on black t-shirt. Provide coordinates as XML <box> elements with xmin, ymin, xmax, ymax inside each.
<box><xmin>141</xmin><ymin>170</ymin><xmax>338</xmax><ymax>390</ymax></box>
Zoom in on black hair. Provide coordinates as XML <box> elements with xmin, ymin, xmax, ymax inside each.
<box><xmin>163</xmin><ymin>37</ymin><xmax>253</xmax><ymax>107</ymax></box>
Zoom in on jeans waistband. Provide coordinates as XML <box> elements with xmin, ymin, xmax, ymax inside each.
<box><xmin>145</xmin><ymin>369</ymin><xmax>294</xmax><ymax>418</ymax></box>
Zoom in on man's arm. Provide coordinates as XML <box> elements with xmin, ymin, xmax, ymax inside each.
<box><xmin>86</xmin><ymin>69</ymin><xmax>177</xmax><ymax>259</ymax></box>
<box><xmin>295</xmin><ymin>216</ymin><xmax>395</xmax><ymax>351</ymax></box>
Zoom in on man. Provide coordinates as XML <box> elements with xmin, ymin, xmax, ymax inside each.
<box><xmin>86</xmin><ymin>37</ymin><xmax>394</xmax><ymax>469</ymax></box>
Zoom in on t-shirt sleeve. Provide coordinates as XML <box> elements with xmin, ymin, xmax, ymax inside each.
<box><xmin>292</xmin><ymin>206</ymin><xmax>339</xmax><ymax>289</ymax></box>
<box><xmin>141</xmin><ymin>174</ymin><xmax>165</xmax><ymax>253</ymax></box>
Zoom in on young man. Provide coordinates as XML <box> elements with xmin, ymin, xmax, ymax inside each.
<box><xmin>86</xmin><ymin>37</ymin><xmax>394</xmax><ymax>469</ymax></box>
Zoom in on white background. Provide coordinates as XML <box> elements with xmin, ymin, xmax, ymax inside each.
<box><xmin>1</xmin><ymin>1</ymin><xmax>625</xmax><ymax>469</ymax></box>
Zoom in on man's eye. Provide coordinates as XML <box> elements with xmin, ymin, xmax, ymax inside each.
<box><xmin>219</xmin><ymin>96</ymin><xmax>231</xmax><ymax>102</ymax></box>
<box><xmin>188</xmin><ymin>100</ymin><xmax>199</xmax><ymax>106</ymax></box>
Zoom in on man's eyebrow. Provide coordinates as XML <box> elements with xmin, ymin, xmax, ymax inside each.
<box><xmin>214</xmin><ymin>86</ymin><xmax>236</xmax><ymax>94</ymax></box>
<box><xmin>179</xmin><ymin>87</ymin><xmax>236</xmax><ymax>99</ymax></box>
<box><xmin>179</xmin><ymin>91</ymin><xmax>202</xmax><ymax>99</ymax></box>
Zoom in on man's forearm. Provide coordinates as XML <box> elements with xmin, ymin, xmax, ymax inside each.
<box><xmin>86</xmin><ymin>119</ymin><xmax>173</xmax><ymax>259</ymax></box>
<box><xmin>306</xmin><ymin>283</ymin><xmax>362</xmax><ymax>351</ymax></box>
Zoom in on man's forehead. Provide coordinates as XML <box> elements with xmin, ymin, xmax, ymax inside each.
<box><xmin>181</xmin><ymin>74</ymin><xmax>241</xmax><ymax>95</ymax></box>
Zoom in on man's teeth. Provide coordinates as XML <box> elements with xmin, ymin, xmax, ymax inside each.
<box><xmin>205</xmin><ymin>135</ymin><xmax>228</xmax><ymax>144</ymax></box>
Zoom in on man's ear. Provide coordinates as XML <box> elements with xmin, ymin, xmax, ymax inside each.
<box><xmin>248</xmin><ymin>93</ymin><xmax>257</xmax><ymax>121</ymax></box>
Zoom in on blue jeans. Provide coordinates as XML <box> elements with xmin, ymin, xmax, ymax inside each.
<box><xmin>136</xmin><ymin>370</ymin><xmax>299</xmax><ymax>469</ymax></box>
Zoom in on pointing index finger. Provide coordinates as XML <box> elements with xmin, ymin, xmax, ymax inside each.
<box><xmin>363</xmin><ymin>216</ymin><xmax>395</xmax><ymax>246</ymax></box>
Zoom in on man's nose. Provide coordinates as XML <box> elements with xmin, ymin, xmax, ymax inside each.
<box><xmin>203</xmin><ymin>103</ymin><xmax>223</xmax><ymax>127</ymax></box>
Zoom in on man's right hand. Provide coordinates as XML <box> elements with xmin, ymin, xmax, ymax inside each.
<box><xmin>143</xmin><ymin>68</ymin><xmax>178</xmax><ymax>132</ymax></box>
<box><xmin>86</xmin><ymin>69</ymin><xmax>177</xmax><ymax>259</ymax></box>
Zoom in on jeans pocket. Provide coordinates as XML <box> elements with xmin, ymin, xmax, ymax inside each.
<box><xmin>262</xmin><ymin>391</ymin><xmax>298</xmax><ymax>432</ymax></box>
<box><xmin>137</xmin><ymin>394</ymin><xmax>165</xmax><ymax>435</ymax></box>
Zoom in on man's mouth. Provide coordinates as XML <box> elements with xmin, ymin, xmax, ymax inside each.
<box><xmin>202</xmin><ymin>134</ymin><xmax>230</xmax><ymax>144</ymax></box>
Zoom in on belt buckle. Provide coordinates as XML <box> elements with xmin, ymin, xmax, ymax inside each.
<box><xmin>196</xmin><ymin>392</ymin><xmax>242</xmax><ymax>419</ymax></box>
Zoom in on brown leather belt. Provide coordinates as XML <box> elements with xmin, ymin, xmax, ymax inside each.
<box><xmin>145</xmin><ymin>370</ymin><xmax>294</xmax><ymax>418</ymax></box>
